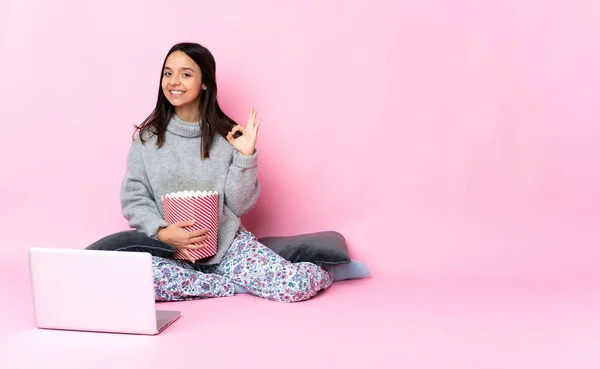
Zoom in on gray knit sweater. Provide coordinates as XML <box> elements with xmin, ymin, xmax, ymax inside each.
<box><xmin>120</xmin><ymin>114</ymin><xmax>260</xmax><ymax>265</ymax></box>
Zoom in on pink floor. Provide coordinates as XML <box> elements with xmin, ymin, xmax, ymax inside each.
<box><xmin>2</xmin><ymin>262</ymin><xmax>600</xmax><ymax>369</ymax></box>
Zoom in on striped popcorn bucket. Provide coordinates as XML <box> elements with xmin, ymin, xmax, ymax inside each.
<box><xmin>161</xmin><ymin>190</ymin><xmax>219</xmax><ymax>261</ymax></box>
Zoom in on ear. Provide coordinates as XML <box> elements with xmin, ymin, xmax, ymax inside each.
<box><xmin>202</xmin><ymin>85</ymin><xmax>207</xmax><ymax>90</ymax></box>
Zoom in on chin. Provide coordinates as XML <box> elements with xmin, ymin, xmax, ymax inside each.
<box><xmin>163</xmin><ymin>95</ymin><xmax>185</xmax><ymax>107</ymax></box>
<box><xmin>167</xmin><ymin>99</ymin><xmax>184</xmax><ymax>107</ymax></box>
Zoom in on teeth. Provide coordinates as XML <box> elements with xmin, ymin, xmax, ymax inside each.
<box><xmin>170</xmin><ymin>91</ymin><xmax>183</xmax><ymax>95</ymax></box>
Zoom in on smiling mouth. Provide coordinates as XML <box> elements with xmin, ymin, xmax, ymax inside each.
<box><xmin>169</xmin><ymin>90</ymin><xmax>184</xmax><ymax>96</ymax></box>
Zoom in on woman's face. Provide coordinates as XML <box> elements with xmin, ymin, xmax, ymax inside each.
<box><xmin>161</xmin><ymin>51</ymin><xmax>205</xmax><ymax>109</ymax></box>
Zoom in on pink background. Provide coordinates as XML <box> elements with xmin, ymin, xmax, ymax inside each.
<box><xmin>1</xmin><ymin>0</ymin><xmax>600</xmax><ymax>284</ymax></box>
<box><xmin>3</xmin><ymin>1</ymin><xmax>600</xmax><ymax>368</ymax></box>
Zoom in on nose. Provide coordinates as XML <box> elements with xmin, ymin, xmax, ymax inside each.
<box><xmin>168</xmin><ymin>75</ymin><xmax>181</xmax><ymax>86</ymax></box>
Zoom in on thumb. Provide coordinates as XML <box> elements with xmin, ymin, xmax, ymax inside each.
<box><xmin>226</xmin><ymin>131</ymin><xmax>235</xmax><ymax>144</ymax></box>
<box><xmin>176</xmin><ymin>219</ymin><xmax>195</xmax><ymax>228</ymax></box>
<box><xmin>180</xmin><ymin>249</ymin><xmax>195</xmax><ymax>263</ymax></box>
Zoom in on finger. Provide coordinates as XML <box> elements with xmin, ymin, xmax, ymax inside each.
<box><xmin>188</xmin><ymin>227</ymin><xmax>208</xmax><ymax>238</ymax></box>
<box><xmin>180</xmin><ymin>241</ymin><xmax>206</xmax><ymax>250</ymax></box>
<box><xmin>247</xmin><ymin>106</ymin><xmax>255</xmax><ymax>130</ymax></box>
<box><xmin>189</xmin><ymin>235</ymin><xmax>209</xmax><ymax>245</ymax></box>
<box><xmin>180</xmin><ymin>249</ymin><xmax>195</xmax><ymax>263</ymax></box>
<box><xmin>230</xmin><ymin>125</ymin><xmax>245</xmax><ymax>135</ymax></box>
<box><xmin>248</xmin><ymin>106</ymin><xmax>254</xmax><ymax>124</ymax></box>
<box><xmin>188</xmin><ymin>242</ymin><xmax>207</xmax><ymax>250</ymax></box>
<box><xmin>175</xmin><ymin>219</ymin><xmax>194</xmax><ymax>228</ymax></box>
<box><xmin>254</xmin><ymin>119</ymin><xmax>261</xmax><ymax>135</ymax></box>
<box><xmin>227</xmin><ymin>126</ymin><xmax>244</xmax><ymax>143</ymax></box>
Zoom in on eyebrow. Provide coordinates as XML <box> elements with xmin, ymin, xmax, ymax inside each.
<box><xmin>163</xmin><ymin>66</ymin><xmax>195</xmax><ymax>72</ymax></box>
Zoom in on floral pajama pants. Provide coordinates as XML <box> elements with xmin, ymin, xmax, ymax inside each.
<box><xmin>152</xmin><ymin>231</ymin><xmax>333</xmax><ymax>303</ymax></box>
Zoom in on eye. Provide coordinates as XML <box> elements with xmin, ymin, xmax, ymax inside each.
<box><xmin>163</xmin><ymin>71</ymin><xmax>172</xmax><ymax>77</ymax></box>
<box><xmin>183</xmin><ymin>73</ymin><xmax>191</xmax><ymax>77</ymax></box>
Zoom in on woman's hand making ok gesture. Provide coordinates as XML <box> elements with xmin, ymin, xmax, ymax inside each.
<box><xmin>227</xmin><ymin>106</ymin><xmax>262</xmax><ymax>156</ymax></box>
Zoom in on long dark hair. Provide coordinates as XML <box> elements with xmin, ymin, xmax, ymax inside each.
<box><xmin>134</xmin><ymin>42</ymin><xmax>238</xmax><ymax>159</ymax></box>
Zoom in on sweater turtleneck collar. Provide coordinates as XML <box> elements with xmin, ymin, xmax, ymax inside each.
<box><xmin>166</xmin><ymin>114</ymin><xmax>201</xmax><ymax>138</ymax></box>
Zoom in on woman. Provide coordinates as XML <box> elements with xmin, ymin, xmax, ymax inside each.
<box><xmin>87</xmin><ymin>42</ymin><xmax>333</xmax><ymax>303</ymax></box>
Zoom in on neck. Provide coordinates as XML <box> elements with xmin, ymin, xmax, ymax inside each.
<box><xmin>175</xmin><ymin>104</ymin><xmax>200</xmax><ymax>122</ymax></box>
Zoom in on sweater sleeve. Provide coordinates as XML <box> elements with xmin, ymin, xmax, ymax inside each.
<box><xmin>120</xmin><ymin>139</ymin><xmax>169</xmax><ymax>237</ymax></box>
<box><xmin>223</xmin><ymin>149</ymin><xmax>260</xmax><ymax>217</ymax></box>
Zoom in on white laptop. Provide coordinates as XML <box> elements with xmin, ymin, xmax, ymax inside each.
<box><xmin>28</xmin><ymin>247</ymin><xmax>181</xmax><ymax>335</ymax></box>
